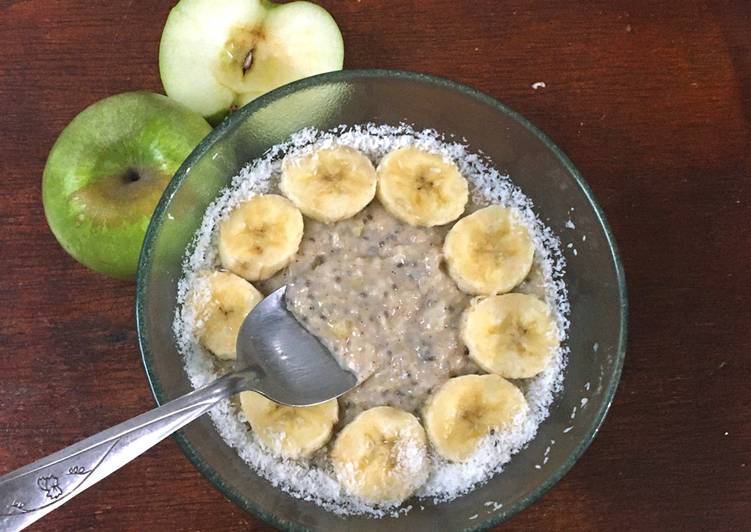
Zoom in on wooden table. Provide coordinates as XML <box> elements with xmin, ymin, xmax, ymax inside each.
<box><xmin>1</xmin><ymin>1</ymin><xmax>749</xmax><ymax>530</ymax></box>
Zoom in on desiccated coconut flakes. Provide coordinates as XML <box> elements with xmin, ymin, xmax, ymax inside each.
<box><xmin>172</xmin><ymin>123</ymin><xmax>571</xmax><ymax>516</ymax></box>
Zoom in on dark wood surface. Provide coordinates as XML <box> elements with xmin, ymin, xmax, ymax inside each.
<box><xmin>1</xmin><ymin>1</ymin><xmax>749</xmax><ymax>530</ymax></box>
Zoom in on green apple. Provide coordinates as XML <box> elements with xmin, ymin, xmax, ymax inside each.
<box><xmin>159</xmin><ymin>0</ymin><xmax>344</xmax><ymax>123</ymax></box>
<box><xmin>42</xmin><ymin>92</ymin><xmax>212</xmax><ymax>279</ymax></box>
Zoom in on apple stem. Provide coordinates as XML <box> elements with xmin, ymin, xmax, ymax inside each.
<box><xmin>124</xmin><ymin>168</ymin><xmax>140</xmax><ymax>183</ymax></box>
<box><xmin>242</xmin><ymin>50</ymin><xmax>254</xmax><ymax>75</ymax></box>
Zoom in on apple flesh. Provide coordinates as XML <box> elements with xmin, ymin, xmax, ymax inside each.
<box><xmin>159</xmin><ymin>0</ymin><xmax>344</xmax><ymax>123</ymax></box>
<box><xmin>42</xmin><ymin>92</ymin><xmax>212</xmax><ymax>279</ymax></box>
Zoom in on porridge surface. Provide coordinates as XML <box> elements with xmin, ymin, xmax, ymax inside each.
<box><xmin>174</xmin><ymin>124</ymin><xmax>569</xmax><ymax>516</ymax></box>
<box><xmin>263</xmin><ymin>202</ymin><xmax>477</xmax><ymax>423</ymax></box>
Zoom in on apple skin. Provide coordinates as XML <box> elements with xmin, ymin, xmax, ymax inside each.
<box><xmin>42</xmin><ymin>92</ymin><xmax>212</xmax><ymax>279</ymax></box>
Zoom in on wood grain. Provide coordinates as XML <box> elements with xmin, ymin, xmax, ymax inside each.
<box><xmin>1</xmin><ymin>0</ymin><xmax>749</xmax><ymax>530</ymax></box>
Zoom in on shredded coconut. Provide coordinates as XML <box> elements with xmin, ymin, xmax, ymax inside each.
<box><xmin>171</xmin><ymin>123</ymin><xmax>570</xmax><ymax>516</ymax></box>
<box><xmin>485</xmin><ymin>501</ymin><xmax>504</xmax><ymax>512</ymax></box>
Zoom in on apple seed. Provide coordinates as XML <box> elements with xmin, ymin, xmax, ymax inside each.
<box><xmin>242</xmin><ymin>50</ymin><xmax>253</xmax><ymax>75</ymax></box>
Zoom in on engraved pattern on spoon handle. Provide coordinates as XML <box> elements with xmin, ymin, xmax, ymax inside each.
<box><xmin>0</xmin><ymin>372</ymin><xmax>249</xmax><ymax>531</ymax></box>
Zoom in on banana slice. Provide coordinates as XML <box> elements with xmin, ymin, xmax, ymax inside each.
<box><xmin>444</xmin><ymin>205</ymin><xmax>535</xmax><ymax>295</ymax></box>
<box><xmin>330</xmin><ymin>406</ymin><xmax>429</xmax><ymax>505</ymax></box>
<box><xmin>461</xmin><ymin>293</ymin><xmax>559</xmax><ymax>379</ymax></box>
<box><xmin>423</xmin><ymin>374</ymin><xmax>527</xmax><ymax>462</ymax></box>
<box><xmin>280</xmin><ymin>145</ymin><xmax>377</xmax><ymax>223</ymax></box>
<box><xmin>188</xmin><ymin>270</ymin><xmax>263</xmax><ymax>360</ymax></box>
<box><xmin>376</xmin><ymin>146</ymin><xmax>468</xmax><ymax>227</ymax></box>
<box><xmin>239</xmin><ymin>391</ymin><xmax>338</xmax><ymax>459</ymax></box>
<box><xmin>219</xmin><ymin>194</ymin><xmax>304</xmax><ymax>281</ymax></box>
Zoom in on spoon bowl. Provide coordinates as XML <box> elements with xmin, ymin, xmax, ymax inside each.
<box><xmin>236</xmin><ymin>286</ymin><xmax>357</xmax><ymax>406</ymax></box>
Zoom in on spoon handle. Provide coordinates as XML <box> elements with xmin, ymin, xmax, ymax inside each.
<box><xmin>0</xmin><ymin>371</ymin><xmax>247</xmax><ymax>531</ymax></box>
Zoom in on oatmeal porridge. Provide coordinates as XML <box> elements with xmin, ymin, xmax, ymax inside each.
<box><xmin>263</xmin><ymin>203</ymin><xmax>476</xmax><ymax>423</ymax></box>
<box><xmin>174</xmin><ymin>124</ymin><xmax>569</xmax><ymax>516</ymax></box>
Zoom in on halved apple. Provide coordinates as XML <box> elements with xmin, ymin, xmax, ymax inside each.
<box><xmin>159</xmin><ymin>0</ymin><xmax>344</xmax><ymax>123</ymax></box>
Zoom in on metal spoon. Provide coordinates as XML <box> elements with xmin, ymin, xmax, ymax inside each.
<box><xmin>0</xmin><ymin>286</ymin><xmax>356</xmax><ymax>531</ymax></box>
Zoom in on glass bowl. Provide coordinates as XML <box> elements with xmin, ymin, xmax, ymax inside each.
<box><xmin>136</xmin><ymin>70</ymin><xmax>627</xmax><ymax>530</ymax></box>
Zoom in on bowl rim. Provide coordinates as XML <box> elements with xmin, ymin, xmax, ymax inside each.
<box><xmin>136</xmin><ymin>68</ymin><xmax>628</xmax><ymax>531</ymax></box>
